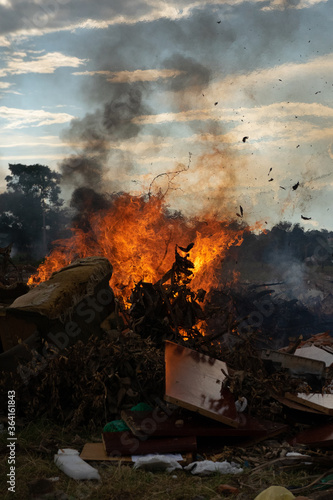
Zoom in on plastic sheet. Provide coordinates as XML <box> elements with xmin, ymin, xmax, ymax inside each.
<box><xmin>184</xmin><ymin>460</ymin><xmax>243</xmax><ymax>476</ymax></box>
<box><xmin>132</xmin><ymin>454</ymin><xmax>183</xmax><ymax>472</ymax></box>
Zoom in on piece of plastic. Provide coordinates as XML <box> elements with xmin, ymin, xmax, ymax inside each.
<box><xmin>103</xmin><ymin>419</ymin><xmax>129</xmax><ymax>433</ymax></box>
<box><xmin>54</xmin><ymin>448</ymin><xmax>100</xmax><ymax>480</ymax></box>
<box><xmin>184</xmin><ymin>460</ymin><xmax>243</xmax><ymax>476</ymax></box>
<box><xmin>131</xmin><ymin>402</ymin><xmax>153</xmax><ymax>412</ymax></box>
<box><xmin>235</xmin><ymin>397</ymin><xmax>248</xmax><ymax>412</ymax></box>
<box><xmin>133</xmin><ymin>454</ymin><xmax>182</xmax><ymax>472</ymax></box>
<box><xmin>254</xmin><ymin>486</ymin><xmax>295</xmax><ymax>500</ymax></box>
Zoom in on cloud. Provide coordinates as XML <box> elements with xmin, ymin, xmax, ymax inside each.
<box><xmin>0</xmin><ymin>0</ymin><xmax>327</xmax><ymax>45</ymax></box>
<box><xmin>263</xmin><ymin>0</ymin><xmax>328</xmax><ymax>10</ymax></box>
<box><xmin>73</xmin><ymin>68</ymin><xmax>184</xmax><ymax>83</ymax></box>
<box><xmin>0</xmin><ymin>0</ymin><xmax>11</xmax><ymax>8</ymax></box>
<box><xmin>0</xmin><ymin>35</ymin><xmax>10</xmax><ymax>46</ymax></box>
<box><xmin>0</xmin><ymin>51</ymin><xmax>86</xmax><ymax>77</ymax></box>
<box><xmin>133</xmin><ymin>101</ymin><xmax>333</xmax><ymax>126</ymax></box>
<box><xmin>0</xmin><ymin>107</ymin><xmax>75</xmax><ymax>129</ymax></box>
<box><xmin>0</xmin><ymin>134</ymin><xmax>62</xmax><ymax>148</ymax></box>
<box><xmin>0</xmin><ymin>81</ymin><xmax>11</xmax><ymax>89</ymax></box>
<box><xmin>214</xmin><ymin>53</ymin><xmax>333</xmax><ymax>99</ymax></box>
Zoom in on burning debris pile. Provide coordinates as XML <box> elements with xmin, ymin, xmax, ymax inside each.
<box><xmin>0</xmin><ymin>238</ymin><xmax>331</xmax><ymax>432</ymax></box>
<box><xmin>1</xmin><ymin>186</ymin><xmax>333</xmax><ymax>500</ymax></box>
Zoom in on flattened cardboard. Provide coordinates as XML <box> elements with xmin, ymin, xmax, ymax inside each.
<box><xmin>164</xmin><ymin>341</ymin><xmax>239</xmax><ymax>427</ymax></box>
<box><xmin>285</xmin><ymin>393</ymin><xmax>333</xmax><ymax>415</ymax></box>
<box><xmin>80</xmin><ymin>442</ymin><xmax>132</xmax><ymax>462</ymax></box>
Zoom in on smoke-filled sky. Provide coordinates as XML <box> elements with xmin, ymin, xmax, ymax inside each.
<box><xmin>0</xmin><ymin>0</ymin><xmax>332</xmax><ymax>229</ymax></box>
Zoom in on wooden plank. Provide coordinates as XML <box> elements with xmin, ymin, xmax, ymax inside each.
<box><xmin>102</xmin><ymin>432</ymin><xmax>197</xmax><ymax>456</ymax></box>
<box><xmin>295</xmin><ymin>345</ymin><xmax>333</xmax><ymax>368</ymax></box>
<box><xmin>285</xmin><ymin>393</ymin><xmax>333</xmax><ymax>415</ymax></box>
<box><xmin>274</xmin><ymin>395</ymin><xmax>323</xmax><ymax>415</ymax></box>
<box><xmin>164</xmin><ymin>341</ymin><xmax>240</xmax><ymax>428</ymax></box>
<box><xmin>121</xmin><ymin>409</ymin><xmax>287</xmax><ymax>439</ymax></box>
<box><xmin>261</xmin><ymin>349</ymin><xmax>325</xmax><ymax>378</ymax></box>
<box><xmin>291</xmin><ymin>422</ymin><xmax>333</xmax><ymax>448</ymax></box>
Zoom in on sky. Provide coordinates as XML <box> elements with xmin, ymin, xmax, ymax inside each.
<box><xmin>0</xmin><ymin>0</ymin><xmax>332</xmax><ymax>230</ymax></box>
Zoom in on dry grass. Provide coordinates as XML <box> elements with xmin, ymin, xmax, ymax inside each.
<box><xmin>1</xmin><ymin>418</ymin><xmax>329</xmax><ymax>500</ymax></box>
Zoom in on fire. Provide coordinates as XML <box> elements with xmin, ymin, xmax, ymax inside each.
<box><xmin>28</xmin><ymin>193</ymin><xmax>244</xmax><ymax>300</ymax></box>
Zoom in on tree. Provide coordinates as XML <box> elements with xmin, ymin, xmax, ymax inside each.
<box><xmin>0</xmin><ymin>164</ymin><xmax>65</xmax><ymax>258</ymax></box>
<box><xmin>5</xmin><ymin>163</ymin><xmax>62</xmax><ymax>208</ymax></box>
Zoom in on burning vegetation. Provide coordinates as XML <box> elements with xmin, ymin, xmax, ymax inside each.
<box><xmin>28</xmin><ymin>190</ymin><xmax>244</xmax><ymax>302</ymax></box>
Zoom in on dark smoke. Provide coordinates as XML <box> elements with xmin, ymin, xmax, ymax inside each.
<box><xmin>70</xmin><ymin>186</ymin><xmax>111</xmax><ymax>232</ymax></box>
<box><xmin>59</xmin><ymin>84</ymin><xmax>148</xmax><ymax>192</ymax></box>
<box><xmin>163</xmin><ymin>54</ymin><xmax>212</xmax><ymax>92</ymax></box>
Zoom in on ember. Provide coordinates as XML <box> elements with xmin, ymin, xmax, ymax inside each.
<box><xmin>28</xmin><ymin>193</ymin><xmax>244</xmax><ymax>301</ymax></box>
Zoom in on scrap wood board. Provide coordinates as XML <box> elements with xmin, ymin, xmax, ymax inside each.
<box><xmin>291</xmin><ymin>422</ymin><xmax>333</xmax><ymax>448</ymax></box>
<box><xmin>285</xmin><ymin>392</ymin><xmax>333</xmax><ymax>415</ymax></box>
<box><xmin>121</xmin><ymin>409</ymin><xmax>287</xmax><ymax>439</ymax></box>
<box><xmin>80</xmin><ymin>443</ymin><xmax>192</xmax><ymax>464</ymax></box>
<box><xmin>102</xmin><ymin>431</ymin><xmax>197</xmax><ymax>456</ymax></box>
<box><xmin>164</xmin><ymin>341</ymin><xmax>240</xmax><ymax>427</ymax></box>
<box><xmin>273</xmin><ymin>395</ymin><xmax>323</xmax><ymax>415</ymax></box>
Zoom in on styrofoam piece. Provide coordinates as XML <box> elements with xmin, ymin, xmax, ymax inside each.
<box><xmin>54</xmin><ymin>448</ymin><xmax>100</xmax><ymax>480</ymax></box>
<box><xmin>184</xmin><ymin>460</ymin><xmax>243</xmax><ymax>476</ymax></box>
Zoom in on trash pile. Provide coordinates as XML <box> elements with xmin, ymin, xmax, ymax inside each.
<box><xmin>1</xmin><ymin>251</ymin><xmax>333</xmax><ymax>498</ymax></box>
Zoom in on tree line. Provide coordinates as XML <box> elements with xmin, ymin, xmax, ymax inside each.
<box><xmin>0</xmin><ymin>164</ymin><xmax>70</xmax><ymax>260</ymax></box>
<box><xmin>0</xmin><ymin>163</ymin><xmax>332</xmax><ymax>267</ymax></box>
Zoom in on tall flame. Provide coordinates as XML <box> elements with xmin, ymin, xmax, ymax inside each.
<box><xmin>28</xmin><ymin>193</ymin><xmax>244</xmax><ymax>299</ymax></box>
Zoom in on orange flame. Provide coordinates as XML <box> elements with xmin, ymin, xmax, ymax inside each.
<box><xmin>28</xmin><ymin>193</ymin><xmax>244</xmax><ymax>300</ymax></box>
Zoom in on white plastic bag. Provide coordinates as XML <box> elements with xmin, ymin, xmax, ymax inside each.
<box><xmin>54</xmin><ymin>448</ymin><xmax>100</xmax><ymax>480</ymax></box>
<box><xmin>184</xmin><ymin>460</ymin><xmax>243</xmax><ymax>476</ymax></box>
<box><xmin>133</xmin><ymin>454</ymin><xmax>183</xmax><ymax>472</ymax></box>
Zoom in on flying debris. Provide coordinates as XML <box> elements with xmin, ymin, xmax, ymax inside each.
<box><xmin>292</xmin><ymin>182</ymin><xmax>300</xmax><ymax>191</ymax></box>
<box><xmin>236</xmin><ymin>205</ymin><xmax>244</xmax><ymax>218</ymax></box>
<box><xmin>242</xmin><ymin>136</ymin><xmax>249</xmax><ymax>143</ymax></box>
<box><xmin>301</xmin><ymin>215</ymin><xmax>312</xmax><ymax>220</ymax></box>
